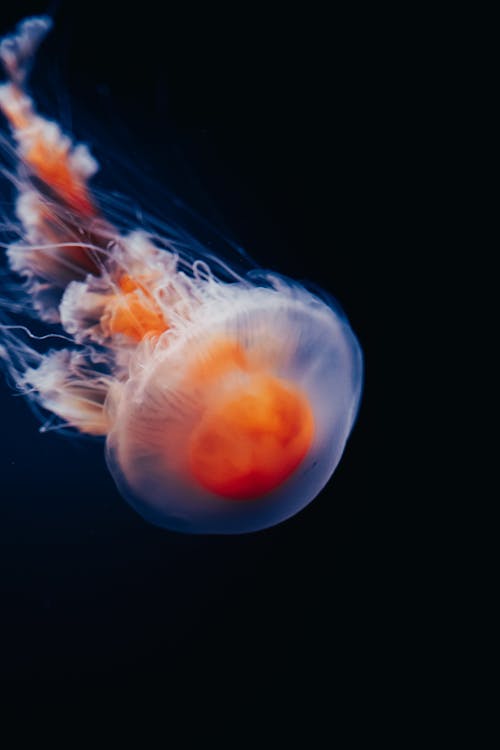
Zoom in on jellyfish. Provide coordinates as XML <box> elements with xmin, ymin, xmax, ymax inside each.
<box><xmin>0</xmin><ymin>16</ymin><xmax>363</xmax><ymax>534</ymax></box>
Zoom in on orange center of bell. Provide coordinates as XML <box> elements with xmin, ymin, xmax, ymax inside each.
<box><xmin>189</xmin><ymin>370</ymin><xmax>314</xmax><ymax>500</ymax></box>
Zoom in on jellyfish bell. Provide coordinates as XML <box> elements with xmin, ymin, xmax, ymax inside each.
<box><xmin>105</xmin><ymin>278</ymin><xmax>363</xmax><ymax>533</ymax></box>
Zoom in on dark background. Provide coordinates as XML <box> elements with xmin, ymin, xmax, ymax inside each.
<box><xmin>0</xmin><ymin>0</ymin><xmax>419</xmax><ymax>711</ymax></box>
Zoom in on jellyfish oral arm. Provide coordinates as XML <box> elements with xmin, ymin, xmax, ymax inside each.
<box><xmin>0</xmin><ymin>16</ymin><xmax>96</xmax><ymax>217</ymax></box>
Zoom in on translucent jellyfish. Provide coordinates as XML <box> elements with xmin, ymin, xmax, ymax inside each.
<box><xmin>0</xmin><ymin>16</ymin><xmax>363</xmax><ymax>534</ymax></box>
